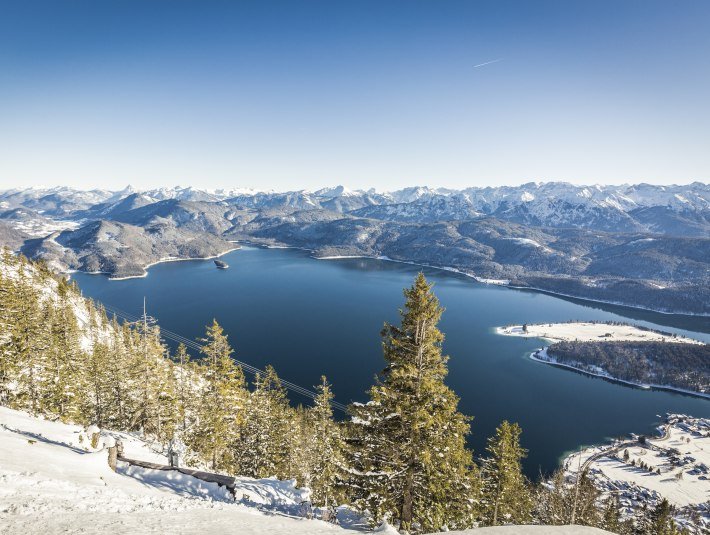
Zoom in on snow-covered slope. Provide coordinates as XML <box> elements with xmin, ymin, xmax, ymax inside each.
<box><xmin>0</xmin><ymin>407</ymin><xmax>357</xmax><ymax>534</ymax></box>
<box><xmin>0</xmin><ymin>253</ymin><xmax>110</xmax><ymax>350</ymax></box>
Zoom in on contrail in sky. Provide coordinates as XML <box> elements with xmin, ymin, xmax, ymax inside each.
<box><xmin>472</xmin><ymin>58</ymin><xmax>502</xmax><ymax>68</ymax></box>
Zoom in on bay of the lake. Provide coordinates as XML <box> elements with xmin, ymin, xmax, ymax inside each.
<box><xmin>72</xmin><ymin>246</ymin><xmax>710</xmax><ymax>477</ymax></box>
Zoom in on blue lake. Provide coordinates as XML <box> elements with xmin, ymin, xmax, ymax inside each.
<box><xmin>72</xmin><ymin>246</ymin><xmax>710</xmax><ymax>477</ymax></box>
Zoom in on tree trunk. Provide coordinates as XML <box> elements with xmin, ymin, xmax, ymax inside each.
<box><xmin>401</xmin><ymin>467</ymin><xmax>414</xmax><ymax>531</ymax></box>
<box><xmin>492</xmin><ymin>478</ymin><xmax>502</xmax><ymax>526</ymax></box>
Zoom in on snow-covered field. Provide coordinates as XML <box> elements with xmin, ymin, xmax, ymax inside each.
<box><xmin>0</xmin><ymin>407</ymin><xmax>369</xmax><ymax>534</ymax></box>
<box><xmin>565</xmin><ymin>416</ymin><xmax>710</xmax><ymax>533</ymax></box>
<box><xmin>496</xmin><ymin>322</ymin><xmax>703</xmax><ymax>345</ymax></box>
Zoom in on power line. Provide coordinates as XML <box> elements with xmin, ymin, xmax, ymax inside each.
<box><xmin>97</xmin><ymin>301</ymin><xmax>348</xmax><ymax>412</ymax></box>
<box><xmin>103</xmin><ymin>302</ymin><xmax>348</xmax><ymax>411</ymax></box>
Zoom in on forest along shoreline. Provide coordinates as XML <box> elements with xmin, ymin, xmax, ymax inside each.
<box><xmin>245</xmin><ymin>241</ymin><xmax>710</xmax><ymax>318</ymax></box>
<box><xmin>497</xmin><ymin>322</ymin><xmax>710</xmax><ymax>398</ymax></box>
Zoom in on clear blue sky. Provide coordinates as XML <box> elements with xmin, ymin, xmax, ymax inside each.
<box><xmin>1</xmin><ymin>0</ymin><xmax>708</xmax><ymax>191</ymax></box>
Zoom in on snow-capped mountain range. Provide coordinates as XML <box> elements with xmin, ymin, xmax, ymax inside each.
<box><xmin>1</xmin><ymin>182</ymin><xmax>707</xmax><ymax>235</ymax></box>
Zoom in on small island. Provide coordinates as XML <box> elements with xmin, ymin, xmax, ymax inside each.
<box><xmin>496</xmin><ymin>322</ymin><xmax>709</xmax><ymax>397</ymax></box>
<box><xmin>496</xmin><ymin>321</ymin><xmax>703</xmax><ymax>345</ymax></box>
<box><xmin>214</xmin><ymin>259</ymin><xmax>229</xmax><ymax>269</ymax></box>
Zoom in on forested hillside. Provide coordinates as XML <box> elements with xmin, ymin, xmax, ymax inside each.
<box><xmin>0</xmin><ymin>248</ymin><xmax>343</xmax><ymax>498</ymax></box>
<box><xmin>547</xmin><ymin>341</ymin><xmax>710</xmax><ymax>394</ymax></box>
<box><xmin>0</xmin><ymin>249</ymin><xmax>686</xmax><ymax>533</ymax></box>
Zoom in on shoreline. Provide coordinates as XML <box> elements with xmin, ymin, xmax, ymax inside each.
<box><xmin>72</xmin><ymin>247</ymin><xmax>241</xmax><ymax>281</ymax></box>
<box><xmin>68</xmin><ymin>240</ymin><xmax>709</xmax><ymax>317</ymax></box>
<box><xmin>308</xmin><ymin>246</ymin><xmax>708</xmax><ymax>317</ymax></box>
<box><xmin>506</xmin><ymin>283</ymin><xmax>709</xmax><ymax>318</ymax></box>
<box><xmin>314</xmin><ymin>251</ymin><xmax>511</xmax><ymax>285</ymax></box>
<box><xmin>529</xmin><ymin>348</ymin><xmax>710</xmax><ymax>400</ymax></box>
<box><xmin>561</xmin><ymin>415</ymin><xmax>710</xmax><ymax>525</ymax></box>
<box><xmin>241</xmin><ymin>241</ymin><xmax>709</xmax><ymax>317</ymax></box>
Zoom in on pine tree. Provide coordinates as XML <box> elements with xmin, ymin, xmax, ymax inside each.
<box><xmin>534</xmin><ymin>469</ymin><xmax>567</xmax><ymax>525</ymax></box>
<box><xmin>601</xmin><ymin>494</ymin><xmax>623</xmax><ymax>534</ymax></box>
<box><xmin>306</xmin><ymin>377</ymin><xmax>344</xmax><ymax>506</ymax></box>
<box><xmin>480</xmin><ymin>420</ymin><xmax>532</xmax><ymax>526</ymax></box>
<box><xmin>570</xmin><ymin>470</ymin><xmax>602</xmax><ymax>527</ymax></box>
<box><xmin>234</xmin><ymin>365</ymin><xmax>293</xmax><ymax>478</ymax></box>
<box><xmin>41</xmin><ymin>283</ymin><xmax>84</xmax><ymax>421</ymax></box>
<box><xmin>346</xmin><ymin>273</ymin><xmax>479</xmax><ymax>532</ymax></box>
<box><xmin>289</xmin><ymin>404</ymin><xmax>312</xmax><ymax>488</ymax></box>
<box><xmin>188</xmin><ymin>320</ymin><xmax>247</xmax><ymax>471</ymax></box>
<box><xmin>86</xmin><ymin>341</ymin><xmax>110</xmax><ymax>427</ymax></box>
<box><xmin>0</xmin><ymin>263</ymin><xmax>20</xmax><ymax>405</ymax></box>
<box><xmin>103</xmin><ymin>318</ymin><xmax>132</xmax><ymax>430</ymax></box>
<box><xmin>7</xmin><ymin>268</ymin><xmax>46</xmax><ymax>413</ymax></box>
<box><xmin>173</xmin><ymin>343</ymin><xmax>193</xmax><ymax>432</ymax></box>
<box><xmin>128</xmin><ymin>307</ymin><xmax>166</xmax><ymax>436</ymax></box>
<box><xmin>149</xmin><ymin>347</ymin><xmax>179</xmax><ymax>443</ymax></box>
<box><xmin>536</xmin><ymin>468</ymin><xmax>603</xmax><ymax>528</ymax></box>
<box><xmin>645</xmin><ymin>499</ymin><xmax>680</xmax><ymax>535</ymax></box>
<box><xmin>345</xmin><ymin>398</ymin><xmax>393</xmax><ymax>523</ymax></box>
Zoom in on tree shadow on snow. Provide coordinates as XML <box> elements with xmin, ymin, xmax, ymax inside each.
<box><xmin>1</xmin><ymin>424</ymin><xmax>88</xmax><ymax>455</ymax></box>
<box><xmin>116</xmin><ymin>463</ymin><xmax>233</xmax><ymax>502</ymax></box>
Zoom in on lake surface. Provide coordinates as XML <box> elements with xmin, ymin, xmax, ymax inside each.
<box><xmin>72</xmin><ymin>246</ymin><xmax>710</xmax><ymax>477</ymax></box>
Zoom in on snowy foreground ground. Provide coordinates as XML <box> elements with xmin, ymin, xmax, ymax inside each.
<box><xmin>0</xmin><ymin>406</ymin><xmax>364</xmax><ymax>535</ymax></box>
<box><xmin>0</xmin><ymin>407</ymin><xmax>613</xmax><ymax>534</ymax></box>
<box><xmin>565</xmin><ymin>416</ymin><xmax>710</xmax><ymax>533</ymax></box>
<box><xmin>496</xmin><ymin>322</ymin><xmax>702</xmax><ymax>345</ymax></box>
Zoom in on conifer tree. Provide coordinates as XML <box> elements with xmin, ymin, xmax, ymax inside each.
<box><xmin>42</xmin><ymin>284</ymin><xmax>84</xmax><ymax>421</ymax></box>
<box><xmin>481</xmin><ymin>420</ymin><xmax>532</xmax><ymax>526</ymax></box>
<box><xmin>569</xmin><ymin>469</ymin><xmax>603</xmax><ymax>527</ymax></box>
<box><xmin>534</xmin><ymin>468</ymin><xmax>600</xmax><ymax>528</ymax></box>
<box><xmin>86</xmin><ymin>341</ymin><xmax>110</xmax><ymax>426</ymax></box>
<box><xmin>534</xmin><ymin>469</ymin><xmax>564</xmax><ymax>525</ymax></box>
<box><xmin>148</xmin><ymin>347</ymin><xmax>179</xmax><ymax>443</ymax></box>
<box><xmin>7</xmin><ymin>268</ymin><xmax>46</xmax><ymax>413</ymax></box>
<box><xmin>173</xmin><ymin>343</ymin><xmax>193</xmax><ymax>431</ymax></box>
<box><xmin>289</xmin><ymin>404</ymin><xmax>312</xmax><ymax>487</ymax></box>
<box><xmin>234</xmin><ymin>365</ymin><xmax>293</xmax><ymax>478</ymax></box>
<box><xmin>128</xmin><ymin>308</ymin><xmax>166</xmax><ymax>435</ymax></box>
<box><xmin>188</xmin><ymin>320</ymin><xmax>247</xmax><ymax>470</ymax></box>
<box><xmin>306</xmin><ymin>377</ymin><xmax>344</xmax><ymax>506</ymax></box>
<box><xmin>103</xmin><ymin>318</ymin><xmax>132</xmax><ymax>430</ymax></box>
<box><xmin>645</xmin><ymin>499</ymin><xmax>680</xmax><ymax>535</ymax></box>
<box><xmin>0</xmin><ymin>266</ymin><xmax>20</xmax><ymax>405</ymax></box>
<box><xmin>601</xmin><ymin>494</ymin><xmax>624</xmax><ymax>534</ymax></box>
<box><xmin>346</xmin><ymin>273</ymin><xmax>479</xmax><ymax>533</ymax></box>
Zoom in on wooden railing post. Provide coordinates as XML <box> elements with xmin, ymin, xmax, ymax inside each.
<box><xmin>105</xmin><ymin>436</ymin><xmax>118</xmax><ymax>471</ymax></box>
